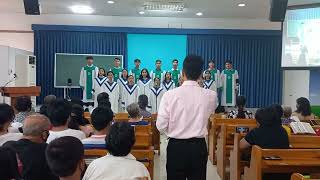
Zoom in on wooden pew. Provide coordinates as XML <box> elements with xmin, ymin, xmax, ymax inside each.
<box><xmin>84</xmin><ymin>148</ymin><xmax>154</xmax><ymax>179</ymax></box>
<box><xmin>208</xmin><ymin>117</ymin><xmax>256</xmax><ymax>164</ymax></box>
<box><xmin>243</xmin><ymin>145</ymin><xmax>320</xmax><ymax>180</ymax></box>
<box><xmin>230</xmin><ymin>134</ymin><xmax>320</xmax><ymax>180</ymax></box>
<box><xmin>216</xmin><ymin>124</ymin><xmax>256</xmax><ymax>180</ymax></box>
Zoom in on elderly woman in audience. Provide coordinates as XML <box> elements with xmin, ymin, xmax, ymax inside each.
<box><xmin>0</xmin><ymin>104</ymin><xmax>22</xmax><ymax>146</ymax></box>
<box><xmin>14</xmin><ymin>96</ymin><xmax>32</xmax><ymax>124</ymax></box>
<box><xmin>292</xmin><ymin>97</ymin><xmax>316</xmax><ymax>121</ymax></box>
<box><xmin>127</xmin><ymin>103</ymin><xmax>149</xmax><ymax>126</ymax></box>
<box><xmin>228</xmin><ymin>96</ymin><xmax>252</xmax><ymax>119</ymax></box>
<box><xmin>83</xmin><ymin>122</ymin><xmax>150</xmax><ymax>180</ymax></box>
<box><xmin>46</xmin><ymin>136</ymin><xmax>86</xmax><ymax>180</ymax></box>
<box><xmin>282</xmin><ymin>105</ymin><xmax>295</xmax><ymax>125</ymax></box>
<box><xmin>82</xmin><ymin>107</ymin><xmax>114</xmax><ymax>149</ymax></box>
<box><xmin>138</xmin><ymin>95</ymin><xmax>152</xmax><ymax>118</ymax></box>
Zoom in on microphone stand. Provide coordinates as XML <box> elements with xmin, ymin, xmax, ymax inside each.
<box><xmin>1</xmin><ymin>74</ymin><xmax>17</xmax><ymax>103</ymax></box>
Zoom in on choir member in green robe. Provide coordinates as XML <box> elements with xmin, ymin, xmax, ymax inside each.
<box><xmin>169</xmin><ymin>59</ymin><xmax>182</xmax><ymax>87</ymax></box>
<box><xmin>110</xmin><ymin>57</ymin><xmax>123</xmax><ymax>81</ymax></box>
<box><xmin>79</xmin><ymin>56</ymin><xmax>99</xmax><ymax>102</ymax></box>
<box><xmin>220</xmin><ymin>60</ymin><xmax>239</xmax><ymax>107</ymax></box>
<box><xmin>150</xmin><ymin>59</ymin><xmax>165</xmax><ymax>82</ymax></box>
<box><xmin>129</xmin><ymin>59</ymin><xmax>141</xmax><ymax>83</ymax></box>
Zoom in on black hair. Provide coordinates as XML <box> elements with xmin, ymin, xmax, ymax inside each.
<box><xmin>0</xmin><ymin>104</ymin><xmax>15</xmax><ymax>129</ymax></box>
<box><xmin>121</xmin><ymin>69</ymin><xmax>128</xmax><ymax>79</ymax></box>
<box><xmin>86</xmin><ymin>56</ymin><xmax>93</xmax><ymax>60</ymax></box>
<box><xmin>138</xmin><ymin>95</ymin><xmax>148</xmax><ymax>110</ymax></box>
<box><xmin>270</xmin><ymin>104</ymin><xmax>283</xmax><ymax>123</ymax></box>
<box><xmin>256</xmin><ymin>106</ymin><xmax>281</xmax><ymax>127</ymax></box>
<box><xmin>236</xmin><ymin>96</ymin><xmax>247</xmax><ymax>119</ymax></box>
<box><xmin>68</xmin><ymin>104</ymin><xmax>88</xmax><ymax>130</ymax></box>
<box><xmin>154</xmin><ymin>77</ymin><xmax>160</xmax><ymax>82</ymax></box>
<box><xmin>139</xmin><ymin>68</ymin><xmax>151</xmax><ymax>80</ymax></box>
<box><xmin>46</xmin><ymin>136</ymin><xmax>84</xmax><ymax>177</ymax></box>
<box><xmin>155</xmin><ymin>59</ymin><xmax>162</xmax><ymax>63</ymax></box>
<box><xmin>91</xmin><ymin>107</ymin><xmax>113</xmax><ymax>131</ymax></box>
<box><xmin>105</xmin><ymin>122</ymin><xmax>135</xmax><ymax>156</ymax></box>
<box><xmin>172</xmin><ymin>59</ymin><xmax>178</xmax><ymax>63</ymax></box>
<box><xmin>114</xmin><ymin>57</ymin><xmax>120</xmax><ymax>61</ymax></box>
<box><xmin>0</xmin><ymin>146</ymin><xmax>21</xmax><ymax>180</ymax></box>
<box><xmin>208</xmin><ymin>60</ymin><xmax>215</xmax><ymax>64</ymax></box>
<box><xmin>182</xmin><ymin>55</ymin><xmax>204</xmax><ymax>81</ymax></box>
<box><xmin>47</xmin><ymin>99</ymin><xmax>72</xmax><ymax>127</ymax></box>
<box><xmin>296</xmin><ymin>97</ymin><xmax>312</xmax><ymax>116</ymax></box>
<box><xmin>134</xmin><ymin>59</ymin><xmax>141</xmax><ymax>63</ymax></box>
<box><xmin>225</xmin><ymin>60</ymin><xmax>233</xmax><ymax>64</ymax></box>
<box><xmin>98</xmin><ymin>68</ymin><xmax>106</xmax><ymax>76</ymax></box>
<box><xmin>164</xmin><ymin>71</ymin><xmax>172</xmax><ymax>82</ymax></box>
<box><xmin>97</xmin><ymin>92</ymin><xmax>111</xmax><ymax>109</ymax></box>
<box><xmin>14</xmin><ymin>96</ymin><xmax>32</xmax><ymax>112</ymax></box>
<box><xmin>106</xmin><ymin>71</ymin><xmax>114</xmax><ymax>77</ymax></box>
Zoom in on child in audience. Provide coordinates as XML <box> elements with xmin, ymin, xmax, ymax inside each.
<box><xmin>46</xmin><ymin>99</ymin><xmax>86</xmax><ymax>143</ymax></box>
<box><xmin>150</xmin><ymin>59</ymin><xmax>165</xmax><ymax>82</ymax></box>
<box><xmin>93</xmin><ymin>68</ymin><xmax>107</xmax><ymax>108</ymax></box>
<box><xmin>228</xmin><ymin>96</ymin><xmax>252</xmax><ymax>119</ymax></box>
<box><xmin>14</xmin><ymin>96</ymin><xmax>32</xmax><ymax>124</ymax></box>
<box><xmin>127</xmin><ymin>103</ymin><xmax>149</xmax><ymax>126</ymax></box>
<box><xmin>138</xmin><ymin>95</ymin><xmax>152</xmax><ymax>118</ymax></box>
<box><xmin>83</xmin><ymin>122</ymin><xmax>150</xmax><ymax>180</ymax></box>
<box><xmin>129</xmin><ymin>59</ymin><xmax>141</xmax><ymax>83</ymax></box>
<box><xmin>203</xmin><ymin>70</ymin><xmax>217</xmax><ymax>92</ymax></box>
<box><xmin>292</xmin><ymin>97</ymin><xmax>316</xmax><ymax>121</ymax></box>
<box><xmin>282</xmin><ymin>105</ymin><xmax>295</xmax><ymax>125</ymax></box>
<box><xmin>105</xmin><ymin>71</ymin><xmax>120</xmax><ymax>113</ymax></box>
<box><xmin>110</xmin><ymin>57</ymin><xmax>123</xmax><ymax>81</ymax></box>
<box><xmin>162</xmin><ymin>72</ymin><xmax>175</xmax><ymax>92</ymax></box>
<box><xmin>149</xmin><ymin>77</ymin><xmax>165</xmax><ymax>113</ymax></box>
<box><xmin>82</xmin><ymin>107</ymin><xmax>114</xmax><ymax>149</ymax></box>
<box><xmin>46</xmin><ymin>136</ymin><xmax>86</xmax><ymax>180</ymax></box>
<box><xmin>138</xmin><ymin>68</ymin><xmax>153</xmax><ymax>99</ymax></box>
<box><xmin>0</xmin><ymin>104</ymin><xmax>22</xmax><ymax>146</ymax></box>
<box><xmin>121</xmin><ymin>75</ymin><xmax>140</xmax><ymax>112</ymax></box>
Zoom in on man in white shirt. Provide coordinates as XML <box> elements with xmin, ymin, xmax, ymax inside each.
<box><xmin>156</xmin><ymin>55</ymin><xmax>218</xmax><ymax>180</ymax></box>
<box><xmin>46</xmin><ymin>99</ymin><xmax>86</xmax><ymax>143</ymax></box>
<box><xmin>82</xmin><ymin>106</ymin><xmax>113</xmax><ymax>149</ymax></box>
<box><xmin>83</xmin><ymin>122</ymin><xmax>150</xmax><ymax>180</ymax></box>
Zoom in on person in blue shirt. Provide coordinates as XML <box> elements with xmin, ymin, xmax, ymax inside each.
<box><xmin>126</xmin><ymin>103</ymin><xmax>149</xmax><ymax>126</ymax></box>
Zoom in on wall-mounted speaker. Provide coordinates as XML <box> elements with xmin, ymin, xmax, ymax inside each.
<box><xmin>23</xmin><ymin>0</ymin><xmax>40</xmax><ymax>15</ymax></box>
<box><xmin>269</xmin><ymin>0</ymin><xmax>288</xmax><ymax>22</ymax></box>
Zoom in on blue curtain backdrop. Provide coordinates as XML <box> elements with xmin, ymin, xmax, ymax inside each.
<box><xmin>34</xmin><ymin>30</ymin><xmax>127</xmax><ymax>103</ymax></box>
<box><xmin>187</xmin><ymin>34</ymin><xmax>282</xmax><ymax>107</ymax></box>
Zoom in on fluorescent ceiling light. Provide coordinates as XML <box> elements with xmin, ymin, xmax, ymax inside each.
<box><xmin>238</xmin><ymin>3</ymin><xmax>246</xmax><ymax>7</ymax></box>
<box><xmin>138</xmin><ymin>11</ymin><xmax>145</xmax><ymax>15</ymax></box>
<box><xmin>70</xmin><ymin>5</ymin><xmax>94</xmax><ymax>14</ymax></box>
<box><xmin>107</xmin><ymin>1</ymin><xmax>115</xmax><ymax>4</ymax></box>
<box><xmin>143</xmin><ymin>2</ymin><xmax>184</xmax><ymax>12</ymax></box>
<box><xmin>196</xmin><ymin>12</ymin><xmax>203</xmax><ymax>16</ymax></box>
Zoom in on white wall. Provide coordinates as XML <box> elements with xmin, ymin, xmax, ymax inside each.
<box><xmin>0</xmin><ymin>32</ymin><xmax>33</xmax><ymax>52</ymax></box>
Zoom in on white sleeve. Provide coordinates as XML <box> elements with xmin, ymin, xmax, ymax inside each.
<box><xmin>150</xmin><ymin>71</ymin><xmax>154</xmax><ymax>80</ymax></box>
<box><xmin>220</xmin><ymin>70</ymin><xmax>224</xmax><ymax>87</ymax></box>
<box><xmin>79</xmin><ymin>67</ymin><xmax>84</xmax><ymax>87</ymax></box>
<box><xmin>216</xmin><ymin>69</ymin><xmax>221</xmax><ymax>88</ymax></box>
<box><xmin>95</xmin><ymin>67</ymin><xmax>99</xmax><ymax>78</ymax></box>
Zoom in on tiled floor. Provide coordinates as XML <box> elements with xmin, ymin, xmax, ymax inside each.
<box><xmin>153</xmin><ymin>135</ymin><xmax>221</xmax><ymax>180</ymax></box>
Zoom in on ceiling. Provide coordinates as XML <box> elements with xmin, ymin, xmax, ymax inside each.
<box><xmin>0</xmin><ymin>0</ymin><xmax>319</xmax><ymax>19</ymax></box>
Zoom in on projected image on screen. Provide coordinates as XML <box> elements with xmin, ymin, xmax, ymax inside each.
<box><xmin>282</xmin><ymin>7</ymin><xmax>320</xmax><ymax>67</ymax></box>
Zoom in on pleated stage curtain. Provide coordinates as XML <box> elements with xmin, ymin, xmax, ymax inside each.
<box><xmin>187</xmin><ymin>34</ymin><xmax>282</xmax><ymax>107</ymax></box>
<box><xmin>34</xmin><ymin>30</ymin><xmax>127</xmax><ymax>103</ymax></box>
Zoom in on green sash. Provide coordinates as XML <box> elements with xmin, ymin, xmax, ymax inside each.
<box><xmin>131</xmin><ymin>68</ymin><xmax>140</xmax><ymax>83</ymax></box>
<box><xmin>224</xmin><ymin>69</ymin><xmax>235</xmax><ymax>104</ymax></box>
<box><xmin>84</xmin><ymin>65</ymin><xmax>96</xmax><ymax>99</ymax></box>
<box><xmin>154</xmin><ymin>69</ymin><xmax>163</xmax><ymax>80</ymax></box>
<box><xmin>209</xmin><ymin>69</ymin><xmax>217</xmax><ymax>81</ymax></box>
<box><xmin>171</xmin><ymin>69</ymin><xmax>180</xmax><ymax>87</ymax></box>
<box><xmin>112</xmin><ymin>67</ymin><xmax>123</xmax><ymax>81</ymax></box>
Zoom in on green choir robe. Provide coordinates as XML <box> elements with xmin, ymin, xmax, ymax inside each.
<box><xmin>170</xmin><ymin>68</ymin><xmax>181</xmax><ymax>87</ymax></box>
<box><xmin>129</xmin><ymin>67</ymin><xmax>141</xmax><ymax>83</ymax></box>
<box><xmin>110</xmin><ymin>67</ymin><xmax>123</xmax><ymax>81</ymax></box>
<box><xmin>220</xmin><ymin>69</ymin><xmax>239</xmax><ymax>107</ymax></box>
<box><xmin>151</xmin><ymin>69</ymin><xmax>165</xmax><ymax>82</ymax></box>
<box><xmin>79</xmin><ymin>65</ymin><xmax>99</xmax><ymax>102</ymax></box>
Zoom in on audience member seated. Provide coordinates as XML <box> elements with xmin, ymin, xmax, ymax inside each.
<box><xmin>46</xmin><ymin>136</ymin><xmax>86</xmax><ymax>180</ymax></box>
<box><xmin>228</xmin><ymin>96</ymin><xmax>252</xmax><ymax>119</ymax></box>
<box><xmin>127</xmin><ymin>103</ymin><xmax>149</xmax><ymax>126</ymax></box>
<box><xmin>4</xmin><ymin>114</ymin><xmax>58</xmax><ymax>180</ymax></box>
<box><xmin>0</xmin><ymin>104</ymin><xmax>22</xmax><ymax>146</ymax></box>
<box><xmin>40</xmin><ymin>95</ymin><xmax>57</xmax><ymax>117</ymax></box>
<box><xmin>82</xmin><ymin>107</ymin><xmax>113</xmax><ymax>149</ymax></box>
<box><xmin>0</xmin><ymin>146</ymin><xmax>21</xmax><ymax>179</ymax></box>
<box><xmin>138</xmin><ymin>95</ymin><xmax>152</xmax><ymax>118</ymax></box>
<box><xmin>282</xmin><ymin>105</ymin><xmax>295</xmax><ymax>125</ymax></box>
<box><xmin>46</xmin><ymin>99</ymin><xmax>86</xmax><ymax>143</ymax></box>
<box><xmin>97</xmin><ymin>92</ymin><xmax>111</xmax><ymax>108</ymax></box>
<box><xmin>240</xmin><ymin>106</ymin><xmax>290</xmax><ymax>180</ymax></box>
<box><xmin>83</xmin><ymin>122</ymin><xmax>150</xmax><ymax>180</ymax></box>
<box><xmin>292</xmin><ymin>97</ymin><xmax>316</xmax><ymax>121</ymax></box>
<box><xmin>69</xmin><ymin>104</ymin><xmax>93</xmax><ymax>137</ymax></box>
<box><xmin>13</xmin><ymin>96</ymin><xmax>32</xmax><ymax>124</ymax></box>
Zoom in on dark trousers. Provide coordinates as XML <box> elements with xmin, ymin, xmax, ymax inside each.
<box><xmin>166</xmin><ymin>138</ymin><xmax>208</xmax><ymax>180</ymax></box>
